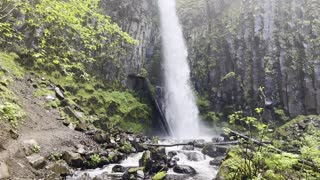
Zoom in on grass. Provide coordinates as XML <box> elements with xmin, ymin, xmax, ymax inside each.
<box><xmin>0</xmin><ymin>52</ymin><xmax>24</xmax><ymax>78</ymax></box>
<box><xmin>0</xmin><ymin>52</ymin><xmax>25</xmax><ymax>129</ymax></box>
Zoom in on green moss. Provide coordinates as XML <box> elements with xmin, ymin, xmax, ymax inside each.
<box><xmin>128</xmin><ymin>167</ymin><xmax>144</xmax><ymax>174</ymax></box>
<box><xmin>120</xmin><ymin>141</ymin><xmax>134</xmax><ymax>154</ymax></box>
<box><xmin>152</xmin><ymin>171</ymin><xmax>166</xmax><ymax>180</ymax></box>
<box><xmin>26</xmin><ymin>65</ymin><xmax>151</xmax><ymax>133</ymax></box>
<box><xmin>34</xmin><ymin>88</ymin><xmax>55</xmax><ymax>97</ymax></box>
<box><xmin>0</xmin><ymin>52</ymin><xmax>24</xmax><ymax>78</ymax></box>
<box><xmin>274</xmin><ymin>108</ymin><xmax>290</xmax><ymax>123</ymax></box>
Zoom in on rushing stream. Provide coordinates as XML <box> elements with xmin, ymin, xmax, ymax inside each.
<box><xmin>69</xmin><ymin>139</ymin><xmax>218</xmax><ymax>180</ymax></box>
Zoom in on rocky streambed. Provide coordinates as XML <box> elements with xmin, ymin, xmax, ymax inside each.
<box><xmin>66</xmin><ymin>134</ymin><xmax>228</xmax><ymax>180</ymax></box>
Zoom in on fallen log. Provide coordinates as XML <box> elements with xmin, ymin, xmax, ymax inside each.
<box><xmin>144</xmin><ymin>141</ymin><xmax>240</xmax><ymax>147</ymax></box>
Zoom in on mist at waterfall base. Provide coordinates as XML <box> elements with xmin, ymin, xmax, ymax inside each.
<box><xmin>158</xmin><ymin>0</ymin><xmax>213</xmax><ymax>139</ymax></box>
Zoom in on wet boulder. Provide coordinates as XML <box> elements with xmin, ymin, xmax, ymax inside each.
<box><xmin>47</xmin><ymin>162</ymin><xmax>72</xmax><ymax>176</ymax></box>
<box><xmin>168</xmin><ymin>151</ymin><xmax>177</xmax><ymax>158</ymax></box>
<box><xmin>194</xmin><ymin>139</ymin><xmax>206</xmax><ymax>148</ymax></box>
<box><xmin>150</xmin><ymin>147</ymin><xmax>167</xmax><ymax>162</ymax></box>
<box><xmin>112</xmin><ymin>165</ymin><xmax>126</xmax><ymax>173</ymax></box>
<box><xmin>168</xmin><ymin>159</ymin><xmax>177</xmax><ymax>168</ymax></box>
<box><xmin>209</xmin><ymin>156</ymin><xmax>224</xmax><ymax>166</ymax></box>
<box><xmin>173</xmin><ymin>165</ymin><xmax>197</xmax><ymax>175</ymax></box>
<box><xmin>184</xmin><ymin>152</ymin><xmax>205</xmax><ymax>161</ymax></box>
<box><xmin>202</xmin><ymin>143</ymin><xmax>227</xmax><ymax>158</ymax></box>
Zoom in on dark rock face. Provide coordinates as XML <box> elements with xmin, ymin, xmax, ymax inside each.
<box><xmin>99</xmin><ymin>0</ymin><xmax>160</xmax><ymax>80</ymax></box>
<box><xmin>173</xmin><ymin>165</ymin><xmax>197</xmax><ymax>175</ymax></box>
<box><xmin>175</xmin><ymin>0</ymin><xmax>320</xmax><ymax>118</ymax></box>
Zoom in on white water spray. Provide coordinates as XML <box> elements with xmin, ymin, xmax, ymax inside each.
<box><xmin>158</xmin><ymin>0</ymin><xmax>200</xmax><ymax>139</ymax></box>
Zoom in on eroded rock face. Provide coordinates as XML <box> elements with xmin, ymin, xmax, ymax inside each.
<box><xmin>99</xmin><ymin>0</ymin><xmax>160</xmax><ymax>80</ymax></box>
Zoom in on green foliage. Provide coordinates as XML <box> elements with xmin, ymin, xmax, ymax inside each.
<box><xmin>120</xmin><ymin>141</ymin><xmax>133</xmax><ymax>154</ymax></box>
<box><xmin>0</xmin><ymin>52</ymin><xmax>24</xmax><ymax>77</ymax></box>
<box><xmin>221</xmin><ymin>72</ymin><xmax>236</xmax><ymax>82</ymax></box>
<box><xmin>196</xmin><ymin>95</ymin><xmax>210</xmax><ymax>113</ymax></box>
<box><xmin>1</xmin><ymin>0</ymin><xmax>137</xmax><ymax>83</ymax></box>
<box><xmin>0</xmin><ymin>101</ymin><xmax>25</xmax><ymax>128</ymax></box>
<box><xmin>31</xmin><ymin>144</ymin><xmax>41</xmax><ymax>153</ymax></box>
<box><xmin>274</xmin><ymin>108</ymin><xmax>289</xmax><ymax>123</ymax></box>
<box><xmin>89</xmin><ymin>154</ymin><xmax>102</xmax><ymax>167</ymax></box>
<box><xmin>220</xmin><ymin>109</ymin><xmax>320</xmax><ymax>179</ymax></box>
<box><xmin>152</xmin><ymin>171</ymin><xmax>166</xmax><ymax>180</ymax></box>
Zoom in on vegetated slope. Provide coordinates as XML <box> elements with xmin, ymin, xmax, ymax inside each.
<box><xmin>0</xmin><ymin>53</ymin><xmax>98</xmax><ymax>179</ymax></box>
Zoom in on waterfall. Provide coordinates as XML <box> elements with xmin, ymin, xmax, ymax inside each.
<box><xmin>158</xmin><ymin>0</ymin><xmax>200</xmax><ymax>139</ymax></box>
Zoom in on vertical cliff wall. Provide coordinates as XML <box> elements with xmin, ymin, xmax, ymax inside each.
<box><xmin>176</xmin><ymin>0</ymin><xmax>320</xmax><ymax>118</ymax></box>
<box><xmin>100</xmin><ymin>0</ymin><xmax>160</xmax><ymax>79</ymax></box>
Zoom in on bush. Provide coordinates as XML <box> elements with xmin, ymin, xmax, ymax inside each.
<box><xmin>0</xmin><ymin>102</ymin><xmax>25</xmax><ymax>128</ymax></box>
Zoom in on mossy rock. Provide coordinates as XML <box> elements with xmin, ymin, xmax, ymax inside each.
<box><xmin>128</xmin><ymin>167</ymin><xmax>144</xmax><ymax>174</ymax></box>
<box><xmin>152</xmin><ymin>171</ymin><xmax>166</xmax><ymax>180</ymax></box>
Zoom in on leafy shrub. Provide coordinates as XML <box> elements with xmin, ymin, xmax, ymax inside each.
<box><xmin>0</xmin><ymin>102</ymin><xmax>25</xmax><ymax>128</ymax></box>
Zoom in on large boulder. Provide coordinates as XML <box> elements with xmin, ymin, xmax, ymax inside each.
<box><xmin>150</xmin><ymin>147</ymin><xmax>167</xmax><ymax>162</ymax></box>
<box><xmin>112</xmin><ymin>165</ymin><xmax>126</xmax><ymax>173</ymax></box>
<box><xmin>62</xmin><ymin>151</ymin><xmax>84</xmax><ymax>168</ymax></box>
<box><xmin>26</xmin><ymin>154</ymin><xmax>46</xmax><ymax>169</ymax></box>
<box><xmin>184</xmin><ymin>152</ymin><xmax>205</xmax><ymax>161</ymax></box>
<box><xmin>173</xmin><ymin>165</ymin><xmax>197</xmax><ymax>175</ymax></box>
<box><xmin>209</xmin><ymin>156</ymin><xmax>224</xmax><ymax>166</ymax></box>
<box><xmin>47</xmin><ymin>162</ymin><xmax>72</xmax><ymax>176</ymax></box>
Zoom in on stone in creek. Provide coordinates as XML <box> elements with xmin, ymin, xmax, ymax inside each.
<box><xmin>209</xmin><ymin>156</ymin><xmax>224</xmax><ymax>166</ymax></box>
<box><xmin>112</xmin><ymin>165</ymin><xmax>126</xmax><ymax>173</ymax></box>
<box><xmin>168</xmin><ymin>151</ymin><xmax>177</xmax><ymax>158</ymax></box>
<box><xmin>173</xmin><ymin>165</ymin><xmax>197</xmax><ymax>175</ymax></box>
<box><xmin>185</xmin><ymin>152</ymin><xmax>205</xmax><ymax>161</ymax></box>
<box><xmin>202</xmin><ymin>143</ymin><xmax>227</xmax><ymax>158</ymax></box>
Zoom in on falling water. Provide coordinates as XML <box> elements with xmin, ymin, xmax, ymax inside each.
<box><xmin>158</xmin><ymin>0</ymin><xmax>200</xmax><ymax>139</ymax></box>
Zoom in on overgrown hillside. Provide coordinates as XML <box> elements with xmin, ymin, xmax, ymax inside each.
<box><xmin>0</xmin><ymin>0</ymin><xmax>154</xmax><ymax>134</ymax></box>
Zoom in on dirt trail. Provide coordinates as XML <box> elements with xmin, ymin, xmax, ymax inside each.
<box><xmin>0</xmin><ymin>76</ymin><xmax>97</xmax><ymax>179</ymax></box>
